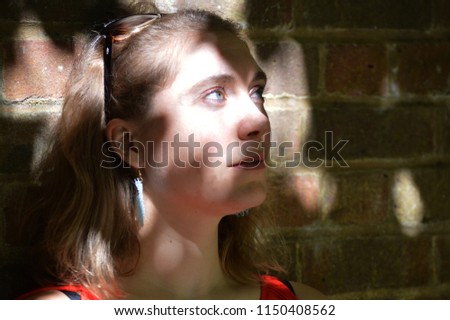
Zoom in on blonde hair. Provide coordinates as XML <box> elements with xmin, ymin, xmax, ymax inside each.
<box><xmin>21</xmin><ymin>10</ymin><xmax>285</xmax><ymax>298</ymax></box>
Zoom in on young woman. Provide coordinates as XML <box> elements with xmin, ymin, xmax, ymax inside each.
<box><xmin>18</xmin><ymin>10</ymin><xmax>325</xmax><ymax>300</ymax></box>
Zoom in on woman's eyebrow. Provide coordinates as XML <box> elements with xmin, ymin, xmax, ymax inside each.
<box><xmin>188</xmin><ymin>71</ymin><xmax>267</xmax><ymax>95</ymax></box>
<box><xmin>189</xmin><ymin>74</ymin><xmax>235</xmax><ymax>94</ymax></box>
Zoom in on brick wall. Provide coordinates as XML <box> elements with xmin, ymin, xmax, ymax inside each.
<box><xmin>1</xmin><ymin>0</ymin><xmax>449</xmax><ymax>299</ymax></box>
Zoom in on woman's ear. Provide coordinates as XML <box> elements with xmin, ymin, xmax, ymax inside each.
<box><xmin>105</xmin><ymin>119</ymin><xmax>144</xmax><ymax>169</ymax></box>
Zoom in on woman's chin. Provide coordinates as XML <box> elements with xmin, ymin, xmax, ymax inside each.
<box><xmin>235</xmin><ymin>185</ymin><xmax>268</xmax><ymax>211</ymax></box>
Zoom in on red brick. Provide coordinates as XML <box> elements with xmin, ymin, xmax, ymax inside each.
<box><xmin>1</xmin><ymin>180</ymin><xmax>31</xmax><ymax>245</ymax></box>
<box><xmin>245</xmin><ymin>0</ymin><xmax>293</xmax><ymax>29</ymax></box>
<box><xmin>441</xmin><ymin>107</ymin><xmax>450</xmax><ymax>156</ymax></box>
<box><xmin>320</xmin><ymin>171</ymin><xmax>390</xmax><ymax>225</ymax></box>
<box><xmin>254</xmin><ymin>41</ymin><xmax>318</xmax><ymax>96</ymax></box>
<box><xmin>0</xmin><ymin>143</ymin><xmax>33</xmax><ymax>174</ymax></box>
<box><xmin>409</xmin><ymin>168</ymin><xmax>450</xmax><ymax>223</ymax></box>
<box><xmin>301</xmin><ymin>237</ymin><xmax>433</xmax><ymax>295</ymax></box>
<box><xmin>256</xmin><ymin>170</ymin><xmax>320</xmax><ymax>227</ymax></box>
<box><xmin>436</xmin><ymin>237</ymin><xmax>450</xmax><ymax>283</ymax></box>
<box><xmin>0</xmin><ymin>106</ymin><xmax>56</xmax><ymax>145</ymax></box>
<box><xmin>294</xmin><ymin>0</ymin><xmax>432</xmax><ymax>30</ymax></box>
<box><xmin>0</xmin><ymin>1</ymin><xmax>21</xmax><ymax>21</ymax></box>
<box><xmin>3</xmin><ymin>40</ymin><xmax>74</xmax><ymax>100</ymax></box>
<box><xmin>434</xmin><ymin>0</ymin><xmax>450</xmax><ymax>29</ymax></box>
<box><xmin>265</xmin><ymin>99</ymin><xmax>311</xmax><ymax>158</ymax></box>
<box><xmin>291</xmin><ymin>172</ymin><xmax>320</xmax><ymax>215</ymax></box>
<box><xmin>3</xmin><ymin>1</ymin><xmax>129</xmax><ymax>23</ymax></box>
<box><xmin>310</xmin><ymin>102</ymin><xmax>437</xmax><ymax>160</ymax></box>
<box><xmin>325</xmin><ymin>44</ymin><xmax>388</xmax><ymax>96</ymax></box>
<box><xmin>0</xmin><ymin>105</ymin><xmax>61</xmax><ymax>176</ymax></box>
<box><xmin>395</xmin><ymin>43</ymin><xmax>450</xmax><ymax>95</ymax></box>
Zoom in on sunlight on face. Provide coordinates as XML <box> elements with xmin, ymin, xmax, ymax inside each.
<box><xmin>137</xmin><ymin>31</ymin><xmax>271</xmax><ymax>217</ymax></box>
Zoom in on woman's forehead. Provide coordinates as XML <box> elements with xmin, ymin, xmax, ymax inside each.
<box><xmin>172</xmin><ymin>31</ymin><xmax>261</xmax><ymax>86</ymax></box>
<box><xmin>198</xmin><ymin>30</ymin><xmax>251</xmax><ymax>58</ymax></box>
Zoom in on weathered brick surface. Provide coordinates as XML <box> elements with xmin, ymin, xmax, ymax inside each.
<box><xmin>0</xmin><ymin>107</ymin><xmax>53</xmax><ymax>144</ymax></box>
<box><xmin>440</xmin><ymin>106</ymin><xmax>450</xmax><ymax>156</ymax></box>
<box><xmin>436</xmin><ymin>103</ymin><xmax>450</xmax><ymax>156</ymax></box>
<box><xmin>325</xmin><ymin>44</ymin><xmax>388</xmax><ymax>96</ymax></box>
<box><xmin>436</xmin><ymin>236</ymin><xmax>450</xmax><ymax>283</ymax></box>
<box><xmin>301</xmin><ymin>237</ymin><xmax>433</xmax><ymax>294</ymax></box>
<box><xmin>0</xmin><ymin>0</ymin><xmax>449</xmax><ymax>300</ymax></box>
<box><xmin>0</xmin><ymin>105</ymin><xmax>58</xmax><ymax>174</ymax></box>
<box><xmin>1</xmin><ymin>180</ymin><xmax>30</xmax><ymax>244</ymax></box>
<box><xmin>410</xmin><ymin>167</ymin><xmax>450</xmax><ymax>222</ymax></box>
<box><xmin>294</xmin><ymin>0</ymin><xmax>432</xmax><ymax>30</ymax></box>
<box><xmin>265</xmin><ymin>98</ymin><xmax>311</xmax><ymax>159</ymax></box>
<box><xmin>394</xmin><ymin>43</ymin><xmax>450</xmax><ymax>95</ymax></box>
<box><xmin>245</xmin><ymin>0</ymin><xmax>293</xmax><ymax>29</ymax></box>
<box><xmin>320</xmin><ymin>171</ymin><xmax>391</xmax><ymax>225</ymax></box>
<box><xmin>0</xmin><ymin>1</ymin><xmax>21</xmax><ymax>21</ymax></box>
<box><xmin>0</xmin><ymin>0</ymin><xmax>130</xmax><ymax>23</ymax></box>
<box><xmin>254</xmin><ymin>41</ymin><xmax>319</xmax><ymax>96</ymax></box>
<box><xmin>434</xmin><ymin>0</ymin><xmax>450</xmax><ymax>29</ymax></box>
<box><xmin>0</xmin><ymin>143</ymin><xmax>34</xmax><ymax>174</ymax></box>
<box><xmin>3</xmin><ymin>40</ymin><xmax>74</xmax><ymax>100</ymax></box>
<box><xmin>310</xmin><ymin>102</ymin><xmax>437</xmax><ymax>160</ymax></box>
<box><xmin>257</xmin><ymin>170</ymin><xmax>320</xmax><ymax>227</ymax></box>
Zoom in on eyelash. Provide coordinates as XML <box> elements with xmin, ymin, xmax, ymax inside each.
<box><xmin>250</xmin><ymin>86</ymin><xmax>265</xmax><ymax>104</ymax></box>
<box><xmin>203</xmin><ymin>87</ymin><xmax>227</xmax><ymax>104</ymax></box>
<box><xmin>202</xmin><ymin>85</ymin><xmax>266</xmax><ymax>106</ymax></box>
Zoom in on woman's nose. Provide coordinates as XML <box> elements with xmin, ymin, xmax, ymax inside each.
<box><xmin>237</xmin><ymin>100</ymin><xmax>271</xmax><ymax>141</ymax></box>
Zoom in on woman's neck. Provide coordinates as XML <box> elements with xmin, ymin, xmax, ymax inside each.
<box><xmin>119</xmin><ymin>201</ymin><xmax>232</xmax><ymax>299</ymax></box>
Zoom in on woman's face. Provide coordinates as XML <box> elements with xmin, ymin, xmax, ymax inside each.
<box><xmin>136</xmin><ymin>31</ymin><xmax>270</xmax><ymax>217</ymax></box>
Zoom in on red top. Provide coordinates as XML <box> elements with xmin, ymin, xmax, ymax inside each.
<box><xmin>18</xmin><ymin>275</ymin><xmax>296</xmax><ymax>300</ymax></box>
<box><xmin>17</xmin><ymin>284</ymin><xmax>100</xmax><ymax>300</ymax></box>
<box><xmin>260</xmin><ymin>275</ymin><xmax>297</xmax><ymax>300</ymax></box>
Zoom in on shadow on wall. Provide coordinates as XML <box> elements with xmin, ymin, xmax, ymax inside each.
<box><xmin>0</xmin><ymin>113</ymin><xmax>50</xmax><ymax>299</ymax></box>
<box><xmin>245</xmin><ymin>0</ymin><xmax>450</xmax><ymax>298</ymax></box>
<box><xmin>0</xmin><ymin>0</ymin><xmax>131</xmax><ymax>51</ymax></box>
<box><xmin>1</xmin><ymin>0</ymin><xmax>449</xmax><ymax>299</ymax></box>
<box><xmin>0</xmin><ymin>0</ymin><xmax>135</xmax><ymax>300</ymax></box>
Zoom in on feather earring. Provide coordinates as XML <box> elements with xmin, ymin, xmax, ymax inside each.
<box><xmin>134</xmin><ymin>170</ymin><xmax>145</xmax><ymax>226</ymax></box>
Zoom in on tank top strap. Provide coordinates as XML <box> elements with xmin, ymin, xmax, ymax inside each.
<box><xmin>17</xmin><ymin>284</ymin><xmax>99</xmax><ymax>300</ymax></box>
<box><xmin>260</xmin><ymin>275</ymin><xmax>298</xmax><ymax>300</ymax></box>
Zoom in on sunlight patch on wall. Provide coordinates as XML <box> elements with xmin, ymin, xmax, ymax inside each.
<box><xmin>320</xmin><ymin>173</ymin><xmax>338</xmax><ymax>220</ymax></box>
<box><xmin>392</xmin><ymin>169</ymin><xmax>424</xmax><ymax>237</ymax></box>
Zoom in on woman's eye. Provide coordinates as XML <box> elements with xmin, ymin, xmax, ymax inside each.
<box><xmin>204</xmin><ymin>87</ymin><xmax>226</xmax><ymax>104</ymax></box>
<box><xmin>250</xmin><ymin>86</ymin><xmax>265</xmax><ymax>104</ymax></box>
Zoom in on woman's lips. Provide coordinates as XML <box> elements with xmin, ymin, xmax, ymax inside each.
<box><xmin>231</xmin><ymin>155</ymin><xmax>266</xmax><ymax>169</ymax></box>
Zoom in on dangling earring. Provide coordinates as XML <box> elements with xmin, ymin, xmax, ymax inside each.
<box><xmin>134</xmin><ymin>170</ymin><xmax>145</xmax><ymax>226</ymax></box>
<box><xmin>236</xmin><ymin>208</ymin><xmax>249</xmax><ymax>217</ymax></box>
